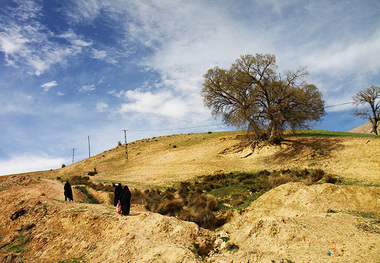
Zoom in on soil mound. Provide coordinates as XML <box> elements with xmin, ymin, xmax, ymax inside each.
<box><xmin>215</xmin><ymin>183</ymin><xmax>380</xmax><ymax>262</ymax></box>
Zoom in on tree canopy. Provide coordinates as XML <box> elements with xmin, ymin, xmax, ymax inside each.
<box><xmin>201</xmin><ymin>53</ymin><xmax>325</xmax><ymax>144</ymax></box>
<box><xmin>352</xmin><ymin>85</ymin><xmax>380</xmax><ymax>135</ymax></box>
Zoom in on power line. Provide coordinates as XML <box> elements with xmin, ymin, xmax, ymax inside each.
<box><xmin>127</xmin><ymin>124</ymin><xmax>224</xmax><ymax>132</ymax></box>
<box><xmin>325</xmin><ymin>101</ymin><xmax>353</xmax><ymax>108</ymax></box>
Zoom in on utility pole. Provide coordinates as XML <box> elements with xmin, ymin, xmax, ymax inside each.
<box><xmin>88</xmin><ymin>135</ymin><xmax>91</xmax><ymax>158</ymax></box>
<box><xmin>122</xmin><ymin>130</ymin><xmax>128</xmax><ymax>161</ymax></box>
<box><xmin>72</xmin><ymin>148</ymin><xmax>75</xmax><ymax>164</ymax></box>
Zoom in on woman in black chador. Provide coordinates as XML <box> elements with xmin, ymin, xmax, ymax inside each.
<box><xmin>64</xmin><ymin>181</ymin><xmax>73</xmax><ymax>201</ymax></box>
<box><xmin>114</xmin><ymin>183</ymin><xmax>122</xmax><ymax>206</ymax></box>
<box><xmin>120</xmin><ymin>185</ymin><xmax>131</xmax><ymax>215</ymax></box>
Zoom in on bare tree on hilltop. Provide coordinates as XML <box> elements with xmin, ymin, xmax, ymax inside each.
<box><xmin>201</xmin><ymin>53</ymin><xmax>326</xmax><ymax>144</ymax></box>
<box><xmin>352</xmin><ymin>85</ymin><xmax>380</xmax><ymax>135</ymax></box>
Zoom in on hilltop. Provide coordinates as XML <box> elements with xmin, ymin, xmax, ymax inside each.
<box><xmin>1</xmin><ymin>131</ymin><xmax>379</xmax><ymax>262</ymax></box>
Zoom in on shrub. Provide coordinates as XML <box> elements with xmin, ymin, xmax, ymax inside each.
<box><xmin>69</xmin><ymin>176</ymin><xmax>90</xmax><ymax>185</ymax></box>
<box><xmin>225</xmin><ymin>243</ymin><xmax>239</xmax><ymax>251</ymax></box>
<box><xmin>314</xmin><ymin>169</ymin><xmax>325</xmax><ymax>180</ymax></box>
<box><xmin>131</xmin><ymin>188</ymin><xmax>146</xmax><ymax>204</ymax></box>
<box><xmin>189</xmin><ymin>194</ymin><xmax>208</xmax><ymax>210</ymax></box>
<box><xmin>179</xmin><ymin>209</ymin><xmax>199</xmax><ymax>223</ymax></box>
<box><xmin>324</xmin><ymin>174</ymin><xmax>338</xmax><ymax>184</ymax></box>
<box><xmin>195</xmin><ymin>210</ymin><xmax>217</xmax><ymax>230</ymax></box>
<box><xmin>230</xmin><ymin>193</ymin><xmax>244</xmax><ymax>207</ymax></box>
<box><xmin>269</xmin><ymin>174</ymin><xmax>294</xmax><ymax>188</ymax></box>
<box><xmin>215</xmin><ymin>210</ymin><xmax>234</xmax><ymax>227</ymax></box>
<box><xmin>206</xmin><ymin>196</ymin><xmax>219</xmax><ymax>211</ymax></box>
<box><xmin>242</xmin><ymin>179</ymin><xmax>256</xmax><ymax>185</ymax></box>
<box><xmin>156</xmin><ymin>199</ymin><xmax>184</xmax><ymax>216</ymax></box>
<box><xmin>311</xmin><ymin>169</ymin><xmax>325</xmax><ymax>182</ymax></box>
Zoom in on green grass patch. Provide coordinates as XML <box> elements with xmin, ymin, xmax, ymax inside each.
<box><xmin>74</xmin><ymin>186</ymin><xmax>100</xmax><ymax>204</ymax></box>
<box><xmin>349</xmin><ymin>211</ymin><xmax>380</xmax><ymax>221</ymax></box>
<box><xmin>285</xmin><ymin>129</ymin><xmax>379</xmax><ymax>138</ymax></box>
<box><xmin>0</xmin><ymin>184</ymin><xmax>11</xmax><ymax>191</ymax></box>
<box><xmin>58</xmin><ymin>255</ymin><xmax>86</xmax><ymax>263</ymax></box>
<box><xmin>6</xmin><ymin>232</ymin><xmax>29</xmax><ymax>256</ymax></box>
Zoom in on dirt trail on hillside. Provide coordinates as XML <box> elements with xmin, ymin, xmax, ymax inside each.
<box><xmin>1</xmin><ymin>176</ymin><xmax>379</xmax><ymax>262</ymax></box>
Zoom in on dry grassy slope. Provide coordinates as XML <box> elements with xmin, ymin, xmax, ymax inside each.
<box><xmin>1</xmin><ymin>130</ymin><xmax>380</xmax><ymax>262</ymax></box>
<box><xmin>42</xmin><ymin>131</ymin><xmax>380</xmax><ymax>187</ymax></box>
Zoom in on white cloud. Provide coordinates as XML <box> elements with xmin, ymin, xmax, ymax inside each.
<box><xmin>0</xmin><ymin>2</ymin><xmax>93</xmax><ymax>75</ymax></box>
<box><xmin>92</xmin><ymin>49</ymin><xmax>107</xmax><ymax>59</ymax></box>
<box><xmin>0</xmin><ymin>30</ymin><xmax>29</xmax><ymax>55</ymax></box>
<box><xmin>120</xmin><ymin>89</ymin><xmax>190</xmax><ymax>119</ymax></box>
<box><xmin>96</xmin><ymin>102</ymin><xmax>109</xmax><ymax>112</ymax></box>
<box><xmin>57</xmin><ymin>92</ymin><xmax>65</xmax><ymax>96</ymax></box>
<box><xmin>0</xmin><ymin>155</ymin><xmax>65</xmax><ymax>176</ymax></box>
<box><xmin>40</xmin><ymin>80</ymin><xmax>57</xmax><ymax>92</ymax></box>
<box><xmin>109</xmin><ymin>89</ymin><xmax>125</xmax><ymax>98</ymax></box>
<box><xmin>305</xmin><ymin>30</ymin><xmax>380</xmax><ymax>76</ymax></box>
<box><xmin>79</xmin><ymin>85</ymin><xmax>95</xmax><ymax>92</ymax></box>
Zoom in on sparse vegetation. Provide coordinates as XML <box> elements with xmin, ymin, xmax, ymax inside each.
<box><xmin>225</xmin><ymin>242</ymin><xmax>239</xmax><ymax>251</ymax></box>
<box><xmin>122</xmin><ymin>168</ymin><xmax>335</xmax><ymax>229</ymax></box>
<box><xmin>74</xmin><ymin>186</ymin><xmax>100</xmax><ymax>204</ymax></box>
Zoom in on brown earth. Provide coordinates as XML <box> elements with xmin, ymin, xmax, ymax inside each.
<box><xmin>1</xmin><ymin>132</ymin><xmax>379</xmax><ymax>262</ymax></box>
<box><xmin>348</xmin><ymin>121</ymin><xmax>380</xmax><ymax>134</ymax></box>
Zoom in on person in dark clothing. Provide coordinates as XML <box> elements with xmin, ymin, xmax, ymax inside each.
<box><xmin>119</xmin><ymin>185</ymin><xmax>131</xmax><ymax>215</ymax></box>
<box><xmin>64</xmin><ymin>181</ymin><xmax>73</xmax><ymax>201</ymax></box>
<box><xmin>114</xmin><ymin>183</ymin><xmax>122</xmax><ymax>207</ymax></box>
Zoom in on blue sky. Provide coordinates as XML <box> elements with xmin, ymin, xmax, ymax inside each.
<box><xmin>0</xmin><ymin>0</ymin><xmax>379</xmax><ymax>175</ymax></box>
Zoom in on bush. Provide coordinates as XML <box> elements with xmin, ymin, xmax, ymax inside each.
<box><xmin>156</xmin><ymin>199</ymin><xmax>184</xmax><ymax>216</ymax></box>
<box><xmin>69</xmin><ymin>176</ymin><xmax>90</xmax><ymax>185</ymax></box>
<box><xmin>206</xmin><ymin>196</ymin><xmax>219</xmax><ymax>211</ymax></box>
<box><xmin>324</xmin><ymin>174</ymin><xmax>338</xmax><ymax>184</ymax></box>
<box><xmin>195</xmin><ymin>210</ymin><xmax>217</xmax><ymax>230</ymax></box>
<box><xmin>231</xmin><ymin>193</ymin><xmax>244</xmax><ymax>207</ymax></box>
<box><xmin>131</xmin><ymin>188</ymin><xmax>146</xmax><ymax>204</ymax></box>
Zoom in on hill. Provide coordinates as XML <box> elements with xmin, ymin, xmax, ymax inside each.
<box><xmin>48</xmin><ymin>130</ymin><xmax>379</xmax><ymax>186</ymax></box>
<box><xmin>348</xmin><ymin>121</ymin><xmax>380</xmax><ymax>135</ymax></box>
<box><xmin>1</xmin><ymin>131</ymin><xmax>379</xmax><ymax>262</ymax></box>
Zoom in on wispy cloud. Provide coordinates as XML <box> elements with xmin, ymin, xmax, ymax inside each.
<box><xmin>79</xmin><ymin>85</ymin><xmax>95</xmax><ymax>92</ymax></box>
<box><xmin>40</xmin><ymin>81</ymin><xmax>58</xmax><ymax>92</ymax></box>
<box><xmin>0</xmin><ymin>2</ymin><xmax>95</xmax><ymax>75</ymax></box>
<box><xmin>96</xmin><ymin>102</ymin><xmax>109</xmax><ymax>112</ymax></box>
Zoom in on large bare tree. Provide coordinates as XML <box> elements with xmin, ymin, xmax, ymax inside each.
<box><xmin>352</xmin><ymin>86</ymin><xmax>380</xmax><ymax>135</ymax></box>
<box><xmin>202</xmin><ymin>53</ymin><xmax>325</xmax><ymax>144</ymax></box>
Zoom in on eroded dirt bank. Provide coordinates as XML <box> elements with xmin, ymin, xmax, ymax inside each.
<box><xmin>1</xmin><ymin>176</ymin><xmax>379</xmax><ymax>262</ymax></box>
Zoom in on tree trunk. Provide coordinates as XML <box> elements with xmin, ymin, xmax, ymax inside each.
<box><xmin>268</xmin><ymin>121</ymin><xmax>283</xmax><ymax>144</ymax></box>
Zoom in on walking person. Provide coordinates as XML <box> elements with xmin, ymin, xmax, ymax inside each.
<box><xmin>120</xmin><ymin>185</ymin><xmax>131</xmax><ymax>215</ymax></box>
<box><xmin>114</xmin><ymin>183</ymin><xmax>122</xmax><ymax>206</ymax></box>
<box><xmin>64</xmin><ymin>181</ymin><xmax>73</xmax><ymax>201</ymax></box>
